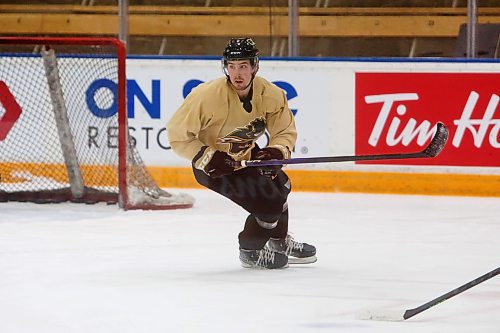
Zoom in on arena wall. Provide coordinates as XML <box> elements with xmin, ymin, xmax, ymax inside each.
<box><xmin>119</xmin><ymin>57</ymin><xmax>499</xmax><ymax>196</ymax></box>
<box><xmin>4</xmin><ymin>56</ymin><xmax>497</xmax><ymax>196</ymax></box>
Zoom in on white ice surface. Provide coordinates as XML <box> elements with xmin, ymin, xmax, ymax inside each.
<box><xmin>0</xmin><ymin>189</ymin><xmax>499</xmax><ymax>333</ymax></box>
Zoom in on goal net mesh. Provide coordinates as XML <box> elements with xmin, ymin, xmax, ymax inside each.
<box><xmin>0</xmin><ymin>38</ymin><xmax>193</xmax><ymax>210</ymax></box>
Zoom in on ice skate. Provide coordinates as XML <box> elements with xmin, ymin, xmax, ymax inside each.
<box><xmin>267</xmin><ymin>234</ymin><xmax>317</xmax><ymax>264</ymax></box>
<box><xmin>239</xmin><ymin>247</ymin><xmax>289</xmax><ymax>269</ymax></box>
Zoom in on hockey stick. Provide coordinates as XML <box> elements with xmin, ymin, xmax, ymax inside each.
<box><xmin>357</xmin><ymin>266</ymin><xmax>500</xmax><ymax>321</ymax></box>
<box><xmin>233</xmin><ymin>122</ymin><xmax>448</xmax><ymax>168</ymax></box>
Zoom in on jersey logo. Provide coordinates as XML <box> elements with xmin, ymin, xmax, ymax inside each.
<box><xmin>217</xmin><ymin>117</ymin><xmax>265</xmax><ymax>157</ymax></box>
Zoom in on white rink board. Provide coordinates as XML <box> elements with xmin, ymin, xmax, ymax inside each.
<box><xmin>1</xmin><ymin>56</ymin><xmax>499</xmax><ymax>174</ymax></box>
<box><xmin>125</xmin><ymin>57</ymin><xmax>500</xmax><ymax>174</ymax></box>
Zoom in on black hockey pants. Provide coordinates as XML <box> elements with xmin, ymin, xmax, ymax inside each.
<box><xmin>192</xmin><ymin>162</ymin><xmax>291</xmax><ymax>250</ymax></box>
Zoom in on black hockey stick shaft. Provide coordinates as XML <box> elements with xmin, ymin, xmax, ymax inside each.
<box><xmin>403</xmin><ymin>266</ymin><xmax>500</xmax><ymax>320</ymax></box>
<box><xmin>234</xmin><ymin>122</ymin><xmax>448</xmax><ymax>168</ymax></box>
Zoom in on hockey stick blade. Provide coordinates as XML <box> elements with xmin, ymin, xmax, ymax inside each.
<box><xmin>356</xmin><ymin>309</ymin><xmax>406</xmax><ymax>322</ymax></box>
<box><xmin>235</xmin><ymin>122</ymin><xmax>449</xmax><ymax>167</ymax></box>
<box><xmin>421</xmin><ymin>121</ymin><xmax>449</xmax><ymax>157</ymax></box>
<box><xmin>357</xmin><ymin>266</ymin><xmax>500</xmax><ymax>322</ymax></box>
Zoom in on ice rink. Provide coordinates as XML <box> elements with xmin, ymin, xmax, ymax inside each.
<box><xmin>1</xmin><ymin>188</ymin><xmax>499</xmax><ymax>333</ymax></box>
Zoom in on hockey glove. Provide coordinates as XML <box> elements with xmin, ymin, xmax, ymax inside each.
<box><xmin>193</xmin><ymin>146</ymin><xmax>235</xmax><ymax>178</ymax></box>
<box><xmin>255</xmin><ymin>147</ymin><xmax>284</xmax><ymax>179</ymax></box>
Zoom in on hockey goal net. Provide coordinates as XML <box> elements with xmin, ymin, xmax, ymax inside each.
<box><xmin>0</xmin><ymin>37</ymin><xmax>194</xmax><ymax>210</ymax></box>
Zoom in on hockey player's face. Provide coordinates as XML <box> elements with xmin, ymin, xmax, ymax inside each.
<box><xmin>227</xmin><ymin>60</ymin><xmax>254</xmax><ymax>91</ymax></box>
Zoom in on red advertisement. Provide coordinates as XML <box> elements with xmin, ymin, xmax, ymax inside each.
<box><xmin>355</xmin><ymin>72</ymin><xmax>499</xmax><ymax>167</ymax></box>
<box><xmin>0</xmin><ymin>81</ymin><xmax>23</xmax><ymax>141</ymax></box>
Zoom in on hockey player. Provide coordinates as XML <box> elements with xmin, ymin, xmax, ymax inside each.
<box><xmin>167</xmin><ymin>37</ymin><xmax>316</xmax><ymax>269</ymax></box>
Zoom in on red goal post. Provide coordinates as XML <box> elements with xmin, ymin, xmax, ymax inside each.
<box><xmin>0</xmin><ymin>37</ymin><xmax>194</xmax><ymax>210</ymax></box>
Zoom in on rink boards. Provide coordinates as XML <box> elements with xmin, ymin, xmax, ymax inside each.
<box><xmin>1</xmin><ymin>56</ymin><xmax>499</xmax><ymax>196</ymax></box>
<box><xmin>124</xmin><ymin>56</ymin><xmax>499</xmax><ymax>196</ymax></box>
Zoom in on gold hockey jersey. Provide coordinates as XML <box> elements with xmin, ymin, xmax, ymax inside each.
<box><xmin>167</xmin><ymin>76</ymin><xmax>297</xmax><ymax>162</ymax></box>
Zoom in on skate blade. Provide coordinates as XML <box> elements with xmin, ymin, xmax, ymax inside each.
<box><xmin>288</xmin><ymin>255</ymin><xmax>317</xmax><ymax>264</ymax></box>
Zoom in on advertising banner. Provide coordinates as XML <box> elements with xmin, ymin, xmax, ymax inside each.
<box><xmin>355</xmin><ymin>72</ymin><xmax>500</xmax><ymax>167</ymax></box>
<box><xmin>2</xmin><ymin>55</ymin><xmax>498</xmax><ymax>175</ymax></box>
<box><xmin>125</xmin><ymin>59</ymin><xmax>340</xmax><ymax>168</ymax></box>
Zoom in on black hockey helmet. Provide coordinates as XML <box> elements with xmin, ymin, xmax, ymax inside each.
<box><xmin>222</xmin><ymin>37</ymin><xmax>259</xmax><ymax>68</ymax></box>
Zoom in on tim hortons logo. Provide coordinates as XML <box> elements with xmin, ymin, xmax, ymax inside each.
<box><xmin>364</xmin><ymin>91</ymin><xmax>500</xmax><ymax>148</ymax></box>
<box><xmin>453</xmin><ymin>91</ymin><xmax>499</xmax><ymax>148</ymax></box>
